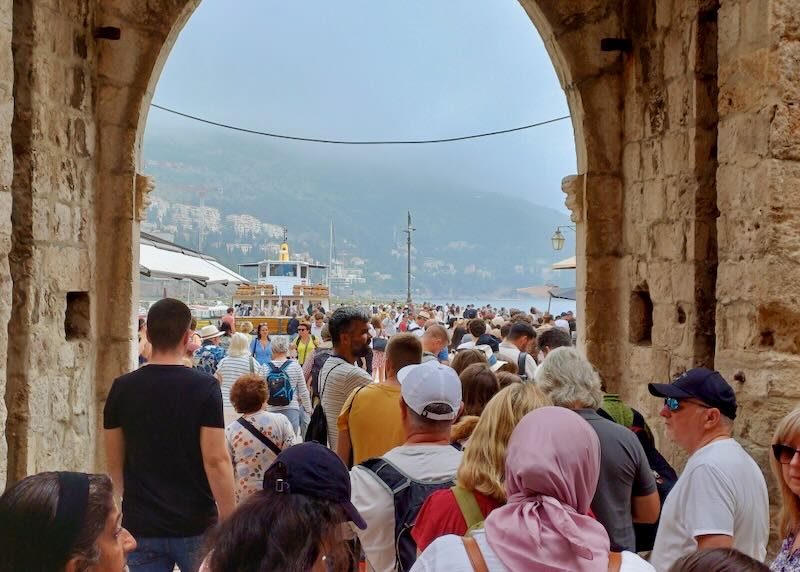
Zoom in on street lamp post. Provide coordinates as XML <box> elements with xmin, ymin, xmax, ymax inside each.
<box><xmin>551</xmin><ymin>225</ymin><xmax>576</xmax><ymax>251</ymax></box>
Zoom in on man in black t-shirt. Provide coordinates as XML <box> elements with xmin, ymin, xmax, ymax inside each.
<box><xmin>104</xmin><ymin>298</ymin><xmax>235</xmax><ymax>572</ymax></box>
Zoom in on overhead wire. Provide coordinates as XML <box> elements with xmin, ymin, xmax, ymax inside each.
<box><xmin>149</xmin><ymin>103</ymin><xmax>571</xmax><ymax>145</ymax></box>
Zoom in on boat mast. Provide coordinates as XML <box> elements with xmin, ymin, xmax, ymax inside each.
<box><xmin>403</xmin><ymin>211</ymin><xmax>414</xmax><ymax>306</ymax></box>
<box><xmin>327</xmin><ymin>219</ymin><xmax>333</xmax><ymax>288</ymax></box>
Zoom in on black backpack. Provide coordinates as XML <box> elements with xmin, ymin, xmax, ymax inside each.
<box><xmin>310</xmin><ymin>348</ymin><xmax>334</xmax><ymax>399</ymax></box>
<box><xmin>304</xmin><ymin>360</ymin><xmax>344</xmax><ymax>445</ymax></box>
<box><xmin>517</xmin><ymin>352</ymin><xmax>529</xmax><ymax>381</ymax></box>
<box><xmin>265</xmin><ymin>361</ymin><xmax>294</xmax><ymax>407</ymax></box>
<box><xmin>359</xmin><ymin>458</ymin><xmax>454</xmax><ymax>572</ymax></box>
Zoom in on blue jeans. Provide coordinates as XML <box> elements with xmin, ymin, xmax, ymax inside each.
<box><xmin>128</xmin><ymin>535</ymin><xmax>205</xmax><ymax>572</ymax></box>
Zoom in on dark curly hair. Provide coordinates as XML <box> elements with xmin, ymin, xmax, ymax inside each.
<box><xmin>327</xmin><ymin>307</ymin><xmax>370</xmax><ymax>344</ymax></box>
<box><xmin>230</xmin><ymin>373</ymin><xmax>268</xmax><ymax>414</ymax></box>
<box><xmin>203</xmin><ymin>464</ymin><xmax>353</xmax><ymax>572</ymax></box>
<box><xmin>0</xmin><ymin>472</ymin><xmax>114</xmax><ymax>572</ymax></box>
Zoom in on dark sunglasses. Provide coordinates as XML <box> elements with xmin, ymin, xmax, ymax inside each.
<box><xmin>663</xmin><ymin>397</ymin><xmax>712</xmax><ymax>412</ymax></box>
<box><xmin>773</xmin><ymin>444</ymin><xmax>800</xmax><ymax>464</ymax></box>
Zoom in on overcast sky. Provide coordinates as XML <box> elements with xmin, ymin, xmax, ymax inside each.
<box><xmin>145</xmin><ymin>0</ymin><xmax>576</xmax><ymax>211</ymax></box>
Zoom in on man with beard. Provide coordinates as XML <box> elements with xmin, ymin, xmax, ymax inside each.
<box><xmin>319</xmin><ymin>307</ymin><xmax>373</xmax><ymax>451</ymax></box>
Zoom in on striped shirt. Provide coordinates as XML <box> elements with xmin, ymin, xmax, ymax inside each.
<box><xmin>265</xmin><ymin>359</ymin><xmax>313</xmax><ymax>416</ymax></box>
<box><xmin>319</xmin><ymin>356</ymin><xmax>372</xmax><ymax>450</ymax></box>
<box><xmin>216</xmin><ymin>355</ymin><xmax>266</xmax><ymax>408</ymax></box>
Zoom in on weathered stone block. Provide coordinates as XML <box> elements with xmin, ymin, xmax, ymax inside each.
<box><xmin>649</xmin><ymin>220</ymin><xmax>687</xmax><ymax>260</ymax></box>
<box><xmin>623</xmin><ymin>141</ymin><xmax>642</xmax><ymax>183</ymax></box>
<box><xmin>717</xmin><ymin>110</ymin><xmax>770</xmax><ymax>166</ymax></box>
<box><xmin>772</xmin><ymin>40</ymin><xmax>800</xmax><ymax>105</ymax></box>
<box><xmin>739</xmin><ymin>0</ymin><xmax>770</xmax><ymax>46</ymax></box>
<box><xmin>662</xmin><ymin>131</ymin><xmax>689</xmax><ymax>176</ymax></box>
<box><xmin>643</xmin><ymin>178</ymin><xmax>666</xmax><ymax>220</ymax></box>
<box><xmin>641</xmin><ymin>138</ymin><xmax>663</xmax><ymax>179</ymax></box>
<box><xmin>666</xmin><ymin>76</ymin><xmax>691</xmax><ymax>130</ymax></box>
<box><xmin>773</xmin><ymin>0</ymin><xmax>800</xmax><ymax>40</ymax></box>
<box><xmin>769</xmin><ymin>101</ymin><xmax>800</xmax><ymax>161</ymax></box>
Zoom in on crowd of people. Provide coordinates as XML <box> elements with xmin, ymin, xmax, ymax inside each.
<box><xmin>0</xmin><ymin>298</ymin><xmax>795</xmax><ymax>572</ymax></box>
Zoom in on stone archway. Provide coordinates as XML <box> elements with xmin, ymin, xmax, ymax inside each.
<box><xmin>92</xmin><ymin>0</ymin><xmax>631</xmax><ymax>458</ymax></box>
<box><xmin>4</xmin><ymin>0</ymin><xmax>799</xmax><ymax>493</ymax></box>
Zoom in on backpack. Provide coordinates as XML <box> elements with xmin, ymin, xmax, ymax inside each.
<box><xmin>359</xmin><ymin>457</ymin><xmax>455</xmax><ymax>572</ymax></box>
<box><xmin>451</xmin><ymin>485</ymin><xmax>485</xmax><ymax>533</ymax></box>
<box><xmin>310</xmin><ymin>348</ymin><xmax>334</xmax><ymax>399</ymax></box>
<box><xmin>516</xmin><ymin>352</ymin><xmax>528</xmax><ymax>381</ymax></box>
<box><xmin>305</xmin><ymin>360</ymin><xmax>345</xmax><ymax>445</ymax></box>
<box><xmin>266</xmin><ymin>361</ymin><xmax>294</xmax><ymax>407</ymax></box>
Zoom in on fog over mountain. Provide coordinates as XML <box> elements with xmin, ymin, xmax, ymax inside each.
<box><xmin>142</xmin><ymin>125</ymin><xmax>574</xmax><ymax>297</ymax></box>
<box><xmin>141</xmin><ymin>0</ymin><xmax>578</xmax><ymax>297</ymax></box>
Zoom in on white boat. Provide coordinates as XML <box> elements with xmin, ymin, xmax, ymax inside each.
<box><xmin>233</xmin><ymin>232</ymin><xmax>330</xmax><ymax>322</ymax></box>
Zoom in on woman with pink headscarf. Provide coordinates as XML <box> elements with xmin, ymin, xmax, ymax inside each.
<box><xmin>411</xmin><ymin>406</ymin><xmax>654</xmax><ymax>571</ymax></box>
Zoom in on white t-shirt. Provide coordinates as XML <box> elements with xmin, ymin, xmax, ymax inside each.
<box><xmin>350</xmin><ymin>444</ymin><xmax>463</xmax><ymax>572</ymax></box>
<box><xmin>651</xmin><ymin>438</ymin><xmax>769</xmax><ymax>571</ymax></box>
<box><xmin>555</xmin><ymin>318</ymin><xmax>570</xmax><ymax>330</ymax></box>
<box><xmin>456</xmin><ymin>341</ymin><xmax>476</xmax><ymax>351</ymax></box>
<box><xmin>496</xmin><ymin>341</ymin><xmax>538</xmax><ymax>380</ymax></box>
<box><xmin>410</xmin><ymin>529</ymin><xmax>655</xmax><ymax>572</ymax></box>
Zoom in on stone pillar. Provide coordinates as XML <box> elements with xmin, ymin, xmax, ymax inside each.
<box><xmin>5</xmin><ymin>0</ymin><xmax>97</xmax><ymax>484</ymax></box>
<box><xmin>521</xmin><ymin>1</ymin><xmax>627</xmax><ymax>391</ymax></box>
<box><xmin>618</xmin><ymin>2</ymin><xmax>720</xmax><ymax>450</ymax></box>
<box><xmin>714</xmin><ymin>0</ymin><xmax>800</xmax><ymax>534</ymax></box>
<box><xmin>0</xmin><ymin>0</ymin><xmax>13</xmax><ymax>490</ymax></box>
<box><xmin>93</xmin><ymin>0</ymin><xmax>199</xmax><ymax>468</ymax></box>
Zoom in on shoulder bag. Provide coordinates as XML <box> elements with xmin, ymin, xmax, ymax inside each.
<box><xmin>237</xmin><ymin>416</ymin><xmax>282</xmax><ymax>456</ymax></box>
<box><xmin>461</xmin><ymin>536</ymin><xmax>489</xmax><ymax>572</ymax></box>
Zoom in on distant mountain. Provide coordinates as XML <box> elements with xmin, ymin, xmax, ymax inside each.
<box><xmin>141</xmin><ymin>124</ymin><xmax>575</xmax><ymax>297</ymax></box>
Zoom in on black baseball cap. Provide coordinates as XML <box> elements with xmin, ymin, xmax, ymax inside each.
<box><xmin>264</xmin><ymin>442</ymin><xmax>367</xmax><ymax>529</ymax></box>
<box><xmin>648</xmin><ymin>367</ymin><xmax>738</xmax><ymax>420</ymax></box>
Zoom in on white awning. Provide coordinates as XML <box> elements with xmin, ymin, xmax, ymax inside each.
<box><xmin>139</xmin><ymin>234</ymin><xmax>249</xmax><ymax>286</ymax></box>
<box><xmin>552</xmin><ymin>255</ymin><xmax>576</xmax><ymax>270</ymax></box>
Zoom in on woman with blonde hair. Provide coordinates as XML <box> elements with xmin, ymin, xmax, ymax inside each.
<box><xmin>412</xmin><ymin>383</ymin><xmax>552</xmax><ymax>552</ymax></box>
<box><xmin>216</xmin><ymin>333</ymin><xmax>266</xmax><ymax>422</ymax></box>
<box><xmin>770</xmin><ymin>407</ymin><xmax>800</xmax><ymax>570</ymax></box>
<box><xmin>237</xmin><ymin>320</ymin><xmax>254</xmax><ymax>337</ymax></box>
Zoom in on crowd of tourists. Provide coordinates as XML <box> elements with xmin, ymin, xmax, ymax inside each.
<box><xmin>2</xmin><ymin>298</ymin><xmax>798</xmax><ymax>572</ymax></box>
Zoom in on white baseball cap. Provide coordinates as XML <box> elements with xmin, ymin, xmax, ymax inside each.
<box><xmin>397</xmin><ymin>361</ymin><xmax>462</xmax><ymax>421</ymax></box>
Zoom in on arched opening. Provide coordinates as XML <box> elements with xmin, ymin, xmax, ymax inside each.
<box><xmin>89</xmin><ymin>0</ymin><xmax>626</xmax><ymax>465</ymax></box>
<box><xmin>140</xmin><ymin>1</ymin><xmax>576</xmax><ymax>308</ymax></box>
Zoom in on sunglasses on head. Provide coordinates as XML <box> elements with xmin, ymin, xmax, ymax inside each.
<box><xmin>773</xmin><ymin>444</ymin><xmax>800</xmax><ymax>464</ymax></box>
<box><xmin>663</xmin><ymin>397</ymin><xmax>713</xmax><ymax>412</ymax></box>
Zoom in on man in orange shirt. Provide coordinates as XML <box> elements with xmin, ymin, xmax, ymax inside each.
<box><xmin>337</xmin><ymin>334</ymin><xmax>421</xmax><ymax>466</ymax></box>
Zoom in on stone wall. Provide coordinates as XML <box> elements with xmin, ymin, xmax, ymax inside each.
<box><xmin>614</xmin><ymin>0</ymin><xmax>721</xmax><ymax>466</ymax></box>
<box><xmin>714</xmin><ymin>0</ymin><xmax>800</xmax><ymax>543</ymax></box>
<box><xmin>0</xmin><ymin>0</ymin><xmax>12</xmax><ymax>491</ymax></box>
<box><xmin>5</xmin><ymin>0</ymin><xmax>97</xmax><ymax>484</ymax></box>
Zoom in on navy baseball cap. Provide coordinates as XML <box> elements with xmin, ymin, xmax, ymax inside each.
<box><xmin>264</xmin><ymin>442</ymin><xmax>367</xmax><ymax>529</ymax></box>
<box><xmin>648</xmin><ymin>367</ymin><xmax>738</xmax><ymax>420</ymax></box>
